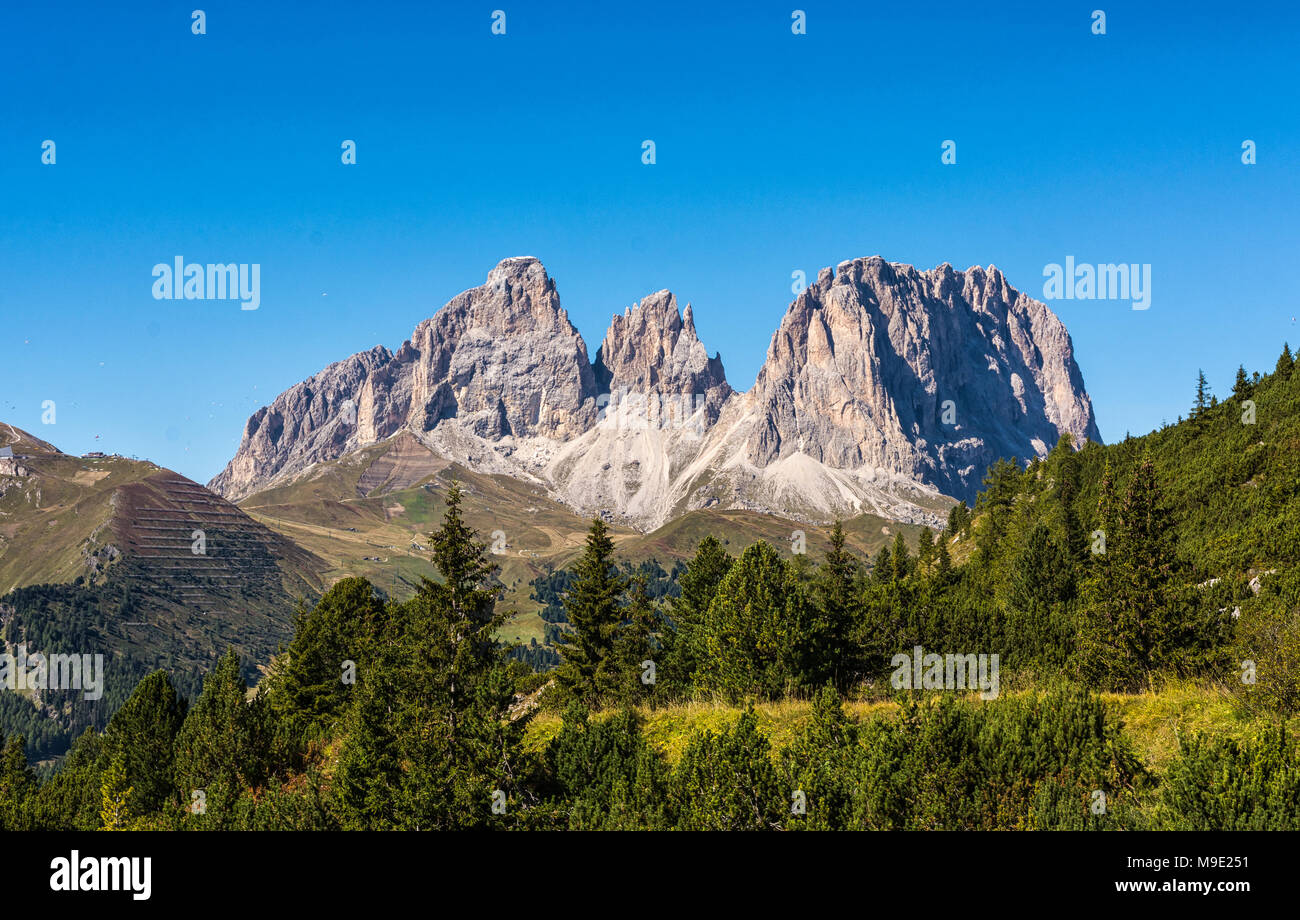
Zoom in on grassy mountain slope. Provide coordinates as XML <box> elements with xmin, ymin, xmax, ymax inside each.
<box><xmin>0</xmin><ymin>424</ymin><xmax>328</xmax><ymax>758</ymax></box>
<box><xmin>236</xmin><ymin>430</ymin><xmax>942</xmax><ymax>646</ymax></box>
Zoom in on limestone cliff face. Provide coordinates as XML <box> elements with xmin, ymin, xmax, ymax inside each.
<box><xmin>593</xmin><ymin>291</ymin><xmax>732</xmax><ymax>422</ymax></box>
<box><xmin>208</xmin><ymin>257</ymin><xmax>598</xmax><ymax>499</ymax></box>
<box><xmin>731</xmin><ymin>257</ymin><xmax>1100</xmax><ymax>502</ymax></box>
<box><xmin>210</xmin><ymin>256</ymin><xmax>1101</xmax><ymax>527</ymax></box>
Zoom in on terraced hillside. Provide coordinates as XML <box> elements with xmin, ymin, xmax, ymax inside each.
<box><xmin>0</xmin><ymin>423</ymin><xmax>327</xmax><ymax>758</ymax></box>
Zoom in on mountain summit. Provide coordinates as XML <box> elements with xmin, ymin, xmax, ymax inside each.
<box><xmin>209</xmin><ymin>257</ymin><xmax>1100</xmax><ymax>528</ymax></box>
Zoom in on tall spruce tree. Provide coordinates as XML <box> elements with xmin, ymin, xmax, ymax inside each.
<box><xmin>0</xmin><ymin>732</ymin><xmax>34</xmax><ymax>831</ymax></box>
<box><xmin>662</xmin><ymin>536</ymin><xmax>732</xmax><ymax>694</ymax></box>
<box><xmin>813</xmin><ymin>521</ymin><xmax>860</xmax><ymax>690</ymax></box>
<box><xmin>1191</xmin><ymin>369</ymin><xmax>1210</xmax><ymax>421</ymax></box>
<box><xmin>271</xmin><ymin>577</ymin><xmax>388</xmax><ymax>739</ymax></box>
<box><xmin>336</xmin><ymin>483</ymin><xmax>524</xmax><ymax>829</ymax></box>
<box><xmin>935</xmin><ymin>535</ymin><xmax>952</xmax><ymax>582</ymax></box>
<box><xmin>102</xmin><ymin>671</ymin><xmax>186</xmax><ymax>815</ymax></box>
<box><xmin>1233</xmin><ymin>364</ymin><xmax>1250</xmax><ymax>398</ymax></box>
<box><xmin>173</xmin><ymin>649</ymin><xmax>272</xmax><ymax>826</ymax></box>
<box><xmin>916</xmin><ymin>528</ymin><xmax>936</xmax><ymax>575</ymax></box>
<box><xmin>609</xmin><ymin>574</ymin><xmax>660</xmax><ymax>706</ymax></box>
<box><xmin>1075</xmin><ymin>455</ymin><xmax>1186</xmax><ymax>689</ymax></box>
<box><xmin>871</xmin><ymin>544</ymin><xmax>893</xmax><ymax>584</ymax></box>
<box><xmin>891</xmin><ymin>531</ymin><xmax>911</xmax><ymax>581</ymax></box>
<box><xmin>555</xmin><ymin>519</ymin><xmax>627</xmax><ymax>706</ymax></box>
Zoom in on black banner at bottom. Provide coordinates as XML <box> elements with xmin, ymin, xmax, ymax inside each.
<box><xmin>4</xmin><ymin>830</ymin><xmax>1274</xmax><ymax>908</ymax></box>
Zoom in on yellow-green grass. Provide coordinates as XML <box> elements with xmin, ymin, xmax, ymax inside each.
<box><xmin>522</xmin><ymin>682</ymin><xmax>1290</xmax><ymax>775</ymax></box>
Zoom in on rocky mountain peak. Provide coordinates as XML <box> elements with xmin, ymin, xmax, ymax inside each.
<box><xmin>741</xmin><ymin>256</ymin><xmax>1100</xmax><ymax>501</ymax></box>
<box><xmin>211</xmin><ymin>256</ymin><xmax>1100</xmax><ymax>527</ymax></box>
<box><xmin>594</xmin><ymin>290</ymin><xmax>731</xmax><ymax>419</ymax></box>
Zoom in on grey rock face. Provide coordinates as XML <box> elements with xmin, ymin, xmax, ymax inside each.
<box><xmin>734</xmin><ymin>257</ymin><xmax>1101</xmax><ymax>502</ymax></box>
<box><xmin>593</xmin><ymin>291</ymin><xmax>732</xmax><ymax>423</ymax></box>
<box><xmin>209</xmin><ymin>257</ymin><xmax>598</xmax><ymax>499</ymax></box>
<box><xmin>210</xmin><ymin>256</ymin><xmax>1101</xmax><ymax>525</ymax></box>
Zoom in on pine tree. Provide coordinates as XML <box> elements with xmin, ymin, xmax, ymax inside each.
<box><xmin>1049</xmin><ymin>433</ymin><xmax>1085</xmax><ymax>561</ymax></box>
<box><xmin>1191</xmin><ymin>369</ymin><xmax>1210</xmax><ymax>421</ymax></box>
<box><xmin>271</xmin><ymin>577</ymin><xmax>388</xmax><ymax>738</ymax></box>
<box><xmin>947</xmin><ymin>501</ymin><xmax>970</xmax><ymax>535</ymax></box>
<box><xmin>700</xmin><ymin>542</ymin><xmax>808</xmax><ymax>701</ymax></box>
<box><xmin>414</xmin><ymin>482</ymin><xmax>509</xmax><ymax>726</ymax></box>
<box><xmin>173</xmin><ymin>649</ymin><xmax>272</xmax><ymax>826</ymax></box>
<box><xmin>102</xmin><ymin>671</ymin><xmax>186</xmax><ymax>815</ymax></box>
<box><xmin>0</xmin><ymin>733</ymin><xmax>34</xmax><ymax>831</ymax></box>
<box><xmin>609</xmin><ymin>574</ymin><xmax>660</xmax><ymax>706</ymax></box>
<box><xmin>662</xmin><ymin>536</ymin><xmax>732</xmax><ymax>693</ymax></box>
<box><xmin>1075</xmin><ymin>455</ymin><xmax>1186</xmax><ymax>689</ymax></box>
<box><xmin>332</xmin><ymin>646</ymin><xmax>404</xmax><ymax>829</ymax></box>
<box><xmin>669</xmin><ymin>708</ymin><xmax>785</xmax><ymax>830</ymax></box>
<box><xmin>935</xmin><ymin>536</ymin><xmax>952</xmax><ymax>582</ymax></box>
<box><xmin>1114</xmin><ymin>454</ymin><xmax>1185</xmax><ymax>674</ymax></box>
<box><xmin>1075</xmin><ymin>460</ymin><xmax>1131</xmax><ymax>687</ymax></box>
<box><xmin>98</xmin><ymin>756</ymin><xmax>134</xmax><ymax>831</ymax></box>
<box><xmin>871</xmin><ymin>544</ymin><xmax>893</xmax><ymax>583</ymax></box>
<box><xmin>1277</xmin><ymin>342</ymin><xmax>1294</xmax><ymax>379</ymax></box>
<box><xmin>392</xmin><ymin>483</ymin><xmax>524</xmax><ymax>829</ymax></box>
<box><xmin>555</xmin><ymin>519</ymin><xmax>627</xmax><ymax>706</ymax></box>
<box><xmin>813</xmin><ymin>521</ymin><xmax>860</xmax><ymax>690</ymax></box>
<box><xmin>916</xmin><ymin>528</ymin><xmax>935</xmax><ymax>575</ymax></box>
<box><xmin>890</xmin><ymin>531</ymin><xmax>910</xmax><ymax>581</ymax></box>
<box><xmin>1006</xmin><ymin>522</ymin><xmax>1075</xmax><ymax>668</ymax></box>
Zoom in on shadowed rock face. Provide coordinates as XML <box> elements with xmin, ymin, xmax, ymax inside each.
<box><xmin>209</xmin><ymin>257</ymin><xmax>599</xmax><ymax>499</ymax></box>
<box><xmin>737</xmin><ymin>257</ymin><xmax>1101</xmax><ymax>501</ymax></box>
<box><xmin>210</xmin><ymin>256</ymin><xmax>1101</xmax><ymax>525</ymax></box>
<box><xmin>594</xmin><ymin>290</ymin><xmax>732</xmax><ymax>423</ymax></box>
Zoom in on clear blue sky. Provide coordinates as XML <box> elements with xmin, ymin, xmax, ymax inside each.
<box><xmin>2</xmin><ymin>0</ymin><xmax>1297</xmax><ymax>483</ymax></box>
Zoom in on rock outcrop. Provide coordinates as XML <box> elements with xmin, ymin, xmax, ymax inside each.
<box><xmin>210</xmin><ymin>256</ymin><xmax>1101</xmax><ymax>529</ymax></box>
<box><xmin>725</xmin><ymin>257</ymin><xmax>1101</xmax><ymax>502</ymax></box>
<box><xmin>209</xmin><ymin>257</ymin><xmax>599</xmax><ymax>499</ymax></box>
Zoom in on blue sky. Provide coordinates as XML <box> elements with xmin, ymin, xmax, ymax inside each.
<box><xmin>2</xmin><ymin>0</ymin><xmax>1297</xmax><ymax>483</ymax></box>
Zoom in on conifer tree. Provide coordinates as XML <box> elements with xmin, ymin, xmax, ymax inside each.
<box><xmin>813</xmin><ymin>521</ymin><xmax>860</xmax><ymax>690</ymax></box>
<box><xmin>1075</xmin><ymin>460</ymin><xmax>1131</xmax><ymax>686</ymax></box>
<box><xmin>891</xmin><ymin>531</ymin><xmax>911</xmax><ymax>581</ymax></box>
<box><xmin>173</xmin><ymin>650</ymin><xmax>272</xmax><ymax>826</ymax></box>
<box><xmin>0</xmin><ymin>732</ymin><xmax>34</xmax><ymax>831</ymax></box>
<box><xmin>1049</xmin><ymin>433</ymin><xmax>1085</xmax><ymax>561</ymax></box>
<box><xmin>1075</xmin><ymin>455</ymin><xmax>1187</xmax><ymax>689</ymax></box>
<box><xmin>916</xmin><ymin>528</ymin><xmax>935</xmax><ymax>575</ymax></box>
<box><xmin>1232</xmin><ymin>365</ymin><xmax>1248</xmax><ymax>398</ymax></box>
<box><xmin>1277</xmin><ymin>342</ymin><xmax>1294</xmax><ymax>378</ymax></box>
<box><xmin>380</xmin><ymin>483</ymin><xmax>524</xmax><ymax>829</ymax></box>
<box><xmin>670</xmin><ymin>708</ymin><xmax>784</xmax><ymax>830</ymax></box>
<box><xmin>102</xmin><ymin>671</ymin><xmax>186</xmax><ymax>815</ymax></box>
<box><xmin>1191</xmin><ymin>369</ymin><xmax>1210</xmax><ymax>421</ymax></box>
<box><xmin>1006</xmin><ymin>522</ymin><xmax>1075</xmax><ymax>668</ymax></box>
<box><xmin>271</xmin><ymin>577</ymin><xmax>388</xmax><ymax>739</ymax></box>
<box><xmin>935</xmin><ymin>535</ymin><xmax>952</xmax><ymax>582</ymax></box>
<box><xmin>662</xmin><ymin>536</ymin><xmax>732</xmax><ymax>693</ymax></box>
<box><xmin>701</xmin><ymin>541</ymin><xmax>808</xmax><ymax>700</ymax></box>
<box><xmin>555</xmin><ymin>519</ymin><xmax>627</xmax><ymax>706</ymax></box>
<box><xmin>98</xmin><ymin>756</ymin><xmax>134</xmax><ymax>831</ymax></box>
<box><xmin>609</xmin><ymin>574</ymin><xmax>660</xmax><ymax>706</ymax></box>
<box><xmin>871</xmin><ymin>544</ymin><xmax>893</xmax><ymax>584</ymax></box>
